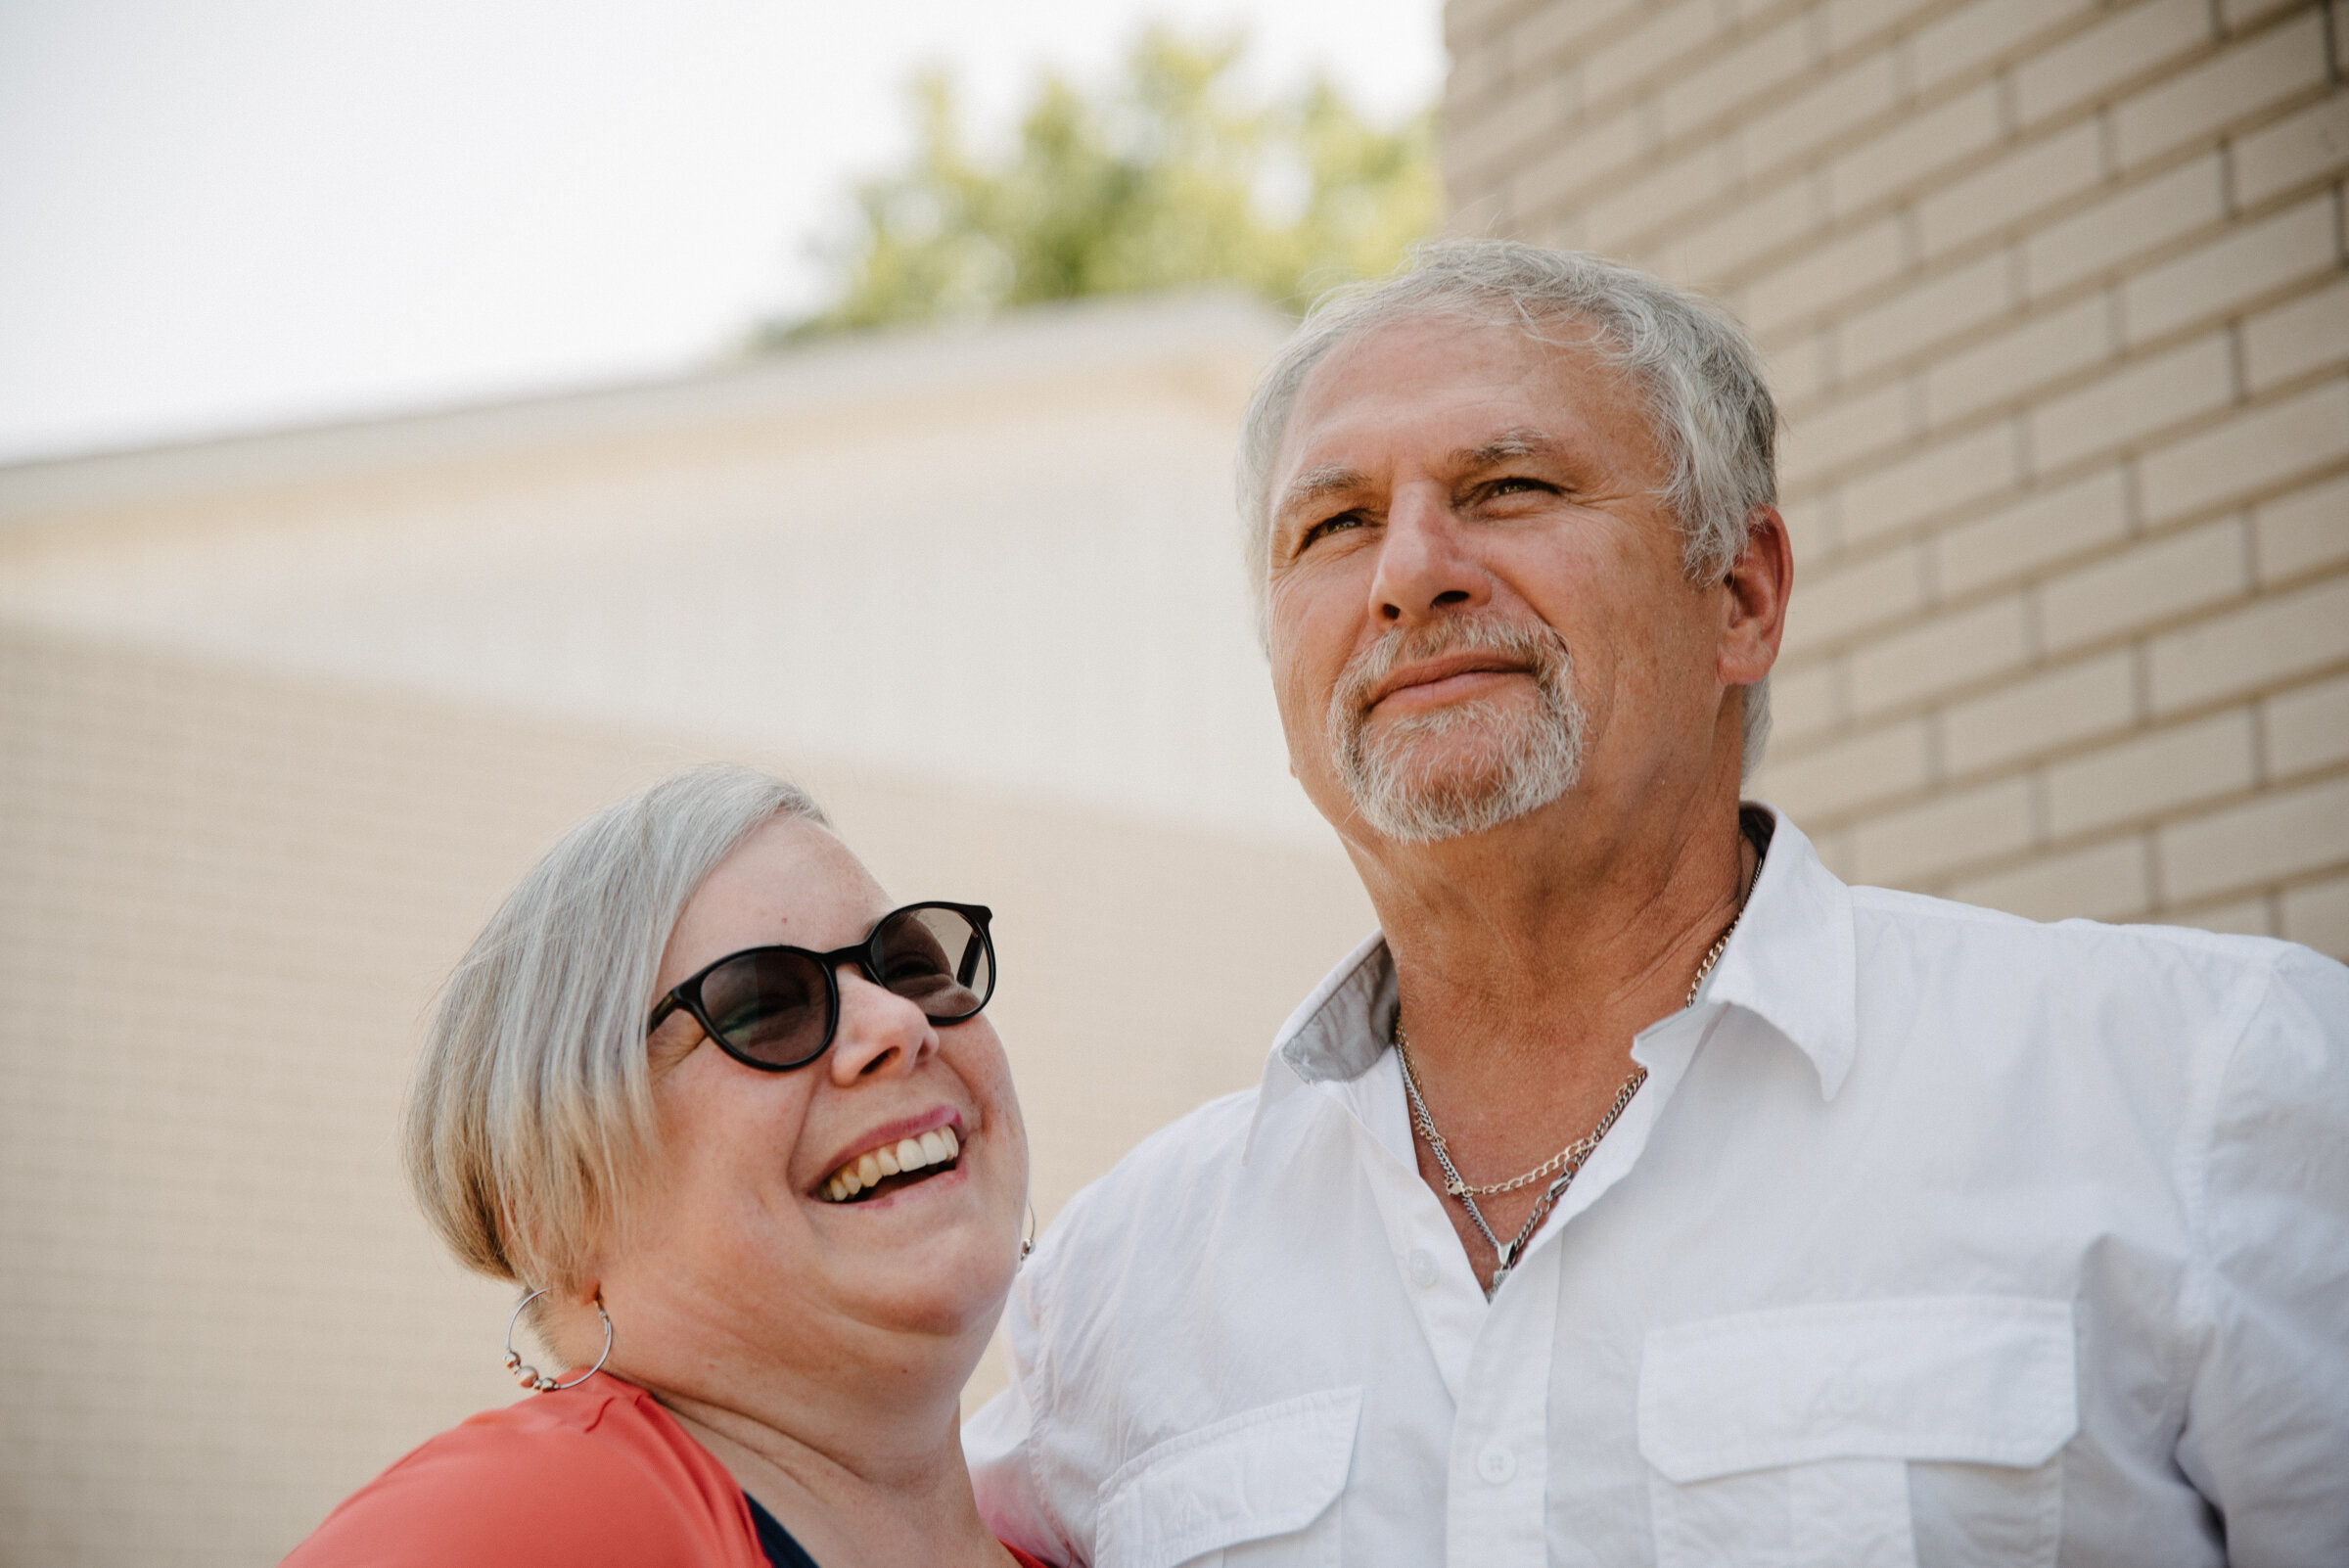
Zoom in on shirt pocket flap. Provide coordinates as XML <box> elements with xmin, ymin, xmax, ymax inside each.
<box><xmin>1095</xmin><ymin>1386</ymin><xmax>1363</xmax><ymax>1568</ymax></box>
<box><xmin>1638</xmin><ymin>1297</ymin><xmax>2077</xmax><ymax>1484</ymax></box>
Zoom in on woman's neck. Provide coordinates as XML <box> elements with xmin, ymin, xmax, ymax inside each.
<box><xmin>654</xmin><ymin>1381</ymin><xmax>1010</xmax><ymax>1568</ymax></box>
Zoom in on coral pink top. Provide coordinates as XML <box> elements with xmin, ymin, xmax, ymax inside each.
<box><xmin>283</xmin><ymin>1371</ymin><xmax>1050</xmax><ymax>1568</ymax></box>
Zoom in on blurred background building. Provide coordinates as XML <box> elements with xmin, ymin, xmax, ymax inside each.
<box><xmin>0</xmin><ymin>290</ymin><xmax>1376</xmax><ymax>1560</ymax></box>
<box><xmin>1</xmin><ymin>0</ymin><xmax>2343</xmax><ymax>1562</ymax></box>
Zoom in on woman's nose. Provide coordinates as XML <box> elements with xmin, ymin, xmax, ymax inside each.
<box><xmin>826</xmin><ymin>967</ymin><xmax>937</xmax><ymax>1083</ymax></box>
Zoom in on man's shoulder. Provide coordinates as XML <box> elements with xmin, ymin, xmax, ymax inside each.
<box><xmin>1055</xmin><ymin>1084</ymin><xmax>1264</xmax><ymax>1228</ymax></box>
<box><xmin>1841</xmin><ymin>882</ymin><xmax>2341</xmax><ymax>1049</ymax></box>
<box><xmin>1027</xmin><ymin>1079</ymin><xmax>1325</xmax><ymax>1322</ymax></box>
<box><xmin>1851</xmin><ymin>881</ymin><xmax>2309</xmax><ymax>977</ymax></box>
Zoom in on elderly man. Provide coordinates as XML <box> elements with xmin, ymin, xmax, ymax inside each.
<box><xmin>964</xmin><ymin>241</ymin><xmax>2349</xmax><ymax>1566</ymax></box>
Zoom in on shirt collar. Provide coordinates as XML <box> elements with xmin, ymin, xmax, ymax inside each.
<box><xmin>1700</xmin><ymin>806</ymin><xmax>1858</xmax><ymax>1099</ymax></box>
<box><xmin>1245</xmin><ymin>929</ymin><xmax>1395</xmax><ymax>1161</ymax></box>
<box><xmin>1244</xmin><ymin>803</ymin><xmax>1860</xmax><ymax>1161</ymax></box>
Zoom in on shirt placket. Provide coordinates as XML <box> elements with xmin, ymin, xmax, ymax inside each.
<box><xmin>1445</xmin><ymin>1236</ymin><xmax>1561</xmax><ymax>1568</ymax></box>
<box><xmin>1330</xmin><ymin>1096</ymin><xmax>1554</xmax><ymax>1568</ymax></box>
<box><xmin>1356</xmin><ymin>1009</ymin><xmax>1709</xmax><ymax>1568</ymax></box>
<box><xmin>1323</xmin><ymin>1075</ymin><xmax>1562</xmax><ymax>1568</ymax></box>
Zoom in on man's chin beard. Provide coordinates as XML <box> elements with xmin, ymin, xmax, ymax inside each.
<box><xmin>1335</xmin><ymin>689</ymin><xmax>1587</xmax><ymax>846</ymax></box>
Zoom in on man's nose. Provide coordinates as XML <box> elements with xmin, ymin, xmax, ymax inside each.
<box><xmin>826</xmin><ymin>968</ymin><xmax>937</xmax><ymax>1084</ymax></box>
<box><xmin>1368</xmin><ymin>481</ymin><xmax>1488</xmax><ymax>624</ymax></box>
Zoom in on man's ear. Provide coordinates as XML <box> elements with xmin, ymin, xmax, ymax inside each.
<box><xmin>1720</xmin><ymin>504</ymin><xmax>1792</xmax><ymax>687</ymax></box>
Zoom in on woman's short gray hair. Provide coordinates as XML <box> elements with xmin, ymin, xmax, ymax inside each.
<box><xmin>404</xmin><ymin>764</ymin><xmax>828</xmax><ymax>1299</ymax></box>
<box><xmin>1235</xmin><ymin>237</ymin><xmax>1778</xmax><ymax>775</ymax></box>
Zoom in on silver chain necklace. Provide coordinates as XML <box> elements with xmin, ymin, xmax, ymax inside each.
<box><xmin>1396</xmin><ymin>873</ymin><xmax>1752</xmax><ymax>1300</ymax></box>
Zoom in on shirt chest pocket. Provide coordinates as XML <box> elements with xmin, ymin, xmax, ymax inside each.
<box><xmin>1637</xmin><ymin>1298</ymin><xmax>2077</xmax><ymax>1568</ymax></box>
<box><xmin>1093</xmin><ymin>1387</ymin><xmax>1362</xmax><ymax>1568</ymax></box>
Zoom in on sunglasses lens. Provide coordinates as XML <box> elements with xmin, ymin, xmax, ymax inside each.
<box><xmin>696</xmin><ymin>948</ymin><xmax>830</xmax><ymax>1067</ymax></box>
<box><xmin>876</xmin><ymin>906</ymin><xmax>992</xmax><ymax>1021</ymax></box>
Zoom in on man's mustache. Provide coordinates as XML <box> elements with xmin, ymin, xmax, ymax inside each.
<box><xmin>1332</xmin><ymin>616</ymin><xmax>1575</xmax><ymax>720</ymax></box>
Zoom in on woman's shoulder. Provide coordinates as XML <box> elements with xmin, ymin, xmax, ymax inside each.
<box><xmin>283</xmin><ymin>1374</ymin><xmax>763</xmax><ymax>1568</ymax></box>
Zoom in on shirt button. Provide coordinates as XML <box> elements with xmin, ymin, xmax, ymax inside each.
<box><xmin>1476</xmin><ymin>1444</ymin><xmax>1517</xmax><ymax>1484</ymax></box>
<box><xmin>1824</xmin><ymin>1371</ymin><xmax>1868</xmax><ymax>1415</ymax></box>
<box><xmin>1406</xmin><ymin>1247</ymin><xmax>1439</xmax><ymax>1288</ymax></box>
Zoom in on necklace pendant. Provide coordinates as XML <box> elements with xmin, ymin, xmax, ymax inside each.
<box><xmin>1485</xmin><ymin>1263</ymin><xmax>1510</xmax><ymax>1299</ymax></box>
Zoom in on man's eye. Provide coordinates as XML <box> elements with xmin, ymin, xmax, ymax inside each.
<box><xmin>1302</xmin><ymin>513</ymin><xmax>1366</xmax><ymax>547</ymax></box>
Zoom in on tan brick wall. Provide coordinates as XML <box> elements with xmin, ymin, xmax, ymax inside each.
<box><xmin>0</xmin><ymin>625</ymin><xmax>660</xmax><ymax>1563</ymax></box>
<box><xmin>1445</xmin><ymin>0</ymin><xmax>2349</xmax><ymax>955</ymax></box>
<box><xmin>0</xmin><ymin>622</ymin><xmax>1368</xmax><ymax>1563</ymax></box>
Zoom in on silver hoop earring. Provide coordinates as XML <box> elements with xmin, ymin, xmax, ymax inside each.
<box><xmin>1018</xmin><ymin>1201</ymin><xmax>1037</xmax><ymax>1268</ymax></box>
<box><xmin>503</xmin><ymin>1289</ymin><xmax>613</xmax><ymax>1393</ymax></box>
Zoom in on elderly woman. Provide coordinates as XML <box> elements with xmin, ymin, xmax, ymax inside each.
<box><xmin>288</xmin><ymin>765</ymin><xmax>1047</xmax><ymax>1568</ymax></box>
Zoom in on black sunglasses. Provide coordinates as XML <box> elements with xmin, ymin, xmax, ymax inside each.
<box><xmin>647</xmin><ymin>901</ymin><xmax>996</xmax><ymax>1073</ymax></box>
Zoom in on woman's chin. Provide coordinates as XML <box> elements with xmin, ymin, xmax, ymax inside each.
<box><xmin>804</xmin><ymin>1188</ymin><xmax>1023</xmax><ymax>1336</ymax></box>
<box><xmin>834</xmin><ymin>1245</ymin><xmax>1017</xmax><ymax>1343</ymax></box>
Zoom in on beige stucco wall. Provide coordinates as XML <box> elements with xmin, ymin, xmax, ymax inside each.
<box><xmin>0</xmin><ymin>297</ymin><xmax>1375</xmax><ymax>1563</ymax></box>
<box><xmin>0</xmin><ymin>293</ymin><xmax>1313</xmax><ymax>846</ymax></box>
<box><xmin>1444</xmin><ymin>0</ymin><xmax>2349</xmax><ymax>956</ymax></box>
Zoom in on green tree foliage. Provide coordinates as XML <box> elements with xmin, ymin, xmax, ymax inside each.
<box><xmin>765</xmin><ymin>28</ymin><xmax>1438</xmax><ymax>342</ymax></box>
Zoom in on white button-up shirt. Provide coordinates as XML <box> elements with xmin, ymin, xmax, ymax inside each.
<box><xmin>965</xmin><ymin>810</ymin><xmax>2349</xmax><ymax>1568</ymax></box>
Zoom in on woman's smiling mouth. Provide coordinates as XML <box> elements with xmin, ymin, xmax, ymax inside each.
<box><xmin>822</xmin><ymin>1124</ymin><xmax>961</xmax><ymax>1203</ymax></box>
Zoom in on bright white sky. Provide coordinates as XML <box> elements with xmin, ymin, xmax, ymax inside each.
<box><xmin>0</xmin><ymin>0</ymin><xmax>1444</xmax><ymax>464</ymax></box>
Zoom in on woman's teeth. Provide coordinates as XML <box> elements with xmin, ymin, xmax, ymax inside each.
<box><xmin>824</xmin><ymin>1126</ymin><xmax>959</xmax><ymax>1202</ymax></box>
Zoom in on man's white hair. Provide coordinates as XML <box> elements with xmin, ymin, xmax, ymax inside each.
<box><xmin>1235</xmin><ymin>237</ymin><xmax>1779</xmax><ymax>777</ymax></box>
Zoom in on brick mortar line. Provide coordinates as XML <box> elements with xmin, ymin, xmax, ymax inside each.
<box><xmin>1791</xmin><ymin>446</ymin><xmax>2349</xmax><ymax>590</ymax></box>
<box><xmin>1810</xmin><ymin>387</ymin><xmax>2349</xmax><ymax>556</ymax></box>
<box><xmin>1778</xmin><ymin>372</ymin><xmax>2349</xmax><ymax>538</ymax></box>
<box><xmin>1931</xmin><ymin>663</ymin><xmax>2349</xmax><ymax>797</ymax></box>
<box><xmin>0</xmin><ymin>617</ymin><xmax>702</xmax><ymax>770</ymax></box>
<box><xmin>1763</xmin><ymin>157</ymin><xmax>2347</xmax><ymax>411</ymax></box>
<box><xmin>1774</xmin><ymin>493</ymin><xmax>2349</xmax><ymax>664</ymax></box>
<box><xmin>1497</xmin><ymin>0</ymin><xmax>2115</xmax><ymax>188</ymax></box>
<box><xmin>1576</xmin><ymin>8</ymin><xmax>1885</xmax><ymax>180</ymax></box>
<box><xmin>2158</xmin><ymin>888</ymin><xmax>2331</xmax><ymax>939</ymax></box>
<box><xmin>2232</xmin><ymin>854</ymin><xmax>2349</xmax><ymax>905</ymax></box>
<box><xmin>1442</xmin><ymin>0</ymin><xmax>1562</xmax><ymax>57</ymax></box>
<box><xmin>1449</xmin><ymin>4</ymin><xmax>1943</xmax><ymax>213</ymax></box>
<box><xmin>1771</xmin><ymin>273</ymin><xmax>2348</xmax><ymax>499</ymax></box>
<box><xmin>2151</xmin><ymin>844</ymin><xmax>2349</xmax><ymax>917</ymax></box>
<box><xmin>1763</xmin><ymin>646</ymin><xmax>2349</xmax><ymax>786</ymax></box>
<box><xmin>1495</xmin><ymin>1</ymin><xmax>1813</xmax><ymax>136</ymax></box>
<box><xmin>1773</xmin><ymin>631</ymin><xmax>2349</xmax><ymax>769</ymax></box>
<box><xmin>1478</xmin><ymin>3</ymin><xmax>2260</xmax><ymax>263</ymax></box>
<box><xmin>1913</xmin><ymin>839</ymin><xmax>2349</xmax><ymax>931</ymax></box>
<box><xmin>1909</xmin><ymin>824</ymin><xmax>2153</xmax><ymax>899</ymax></box>
<box><xmin>1775</xmin><ymin>270</ymin><xmax>2329</xmax><ymax>439</ymax></box>
<box><xmin>1740</xmin><ymin>136</ymin><xmax>2331</xmax><ymax>355</ymax></box>
<box><xmin>1486</xmin><ymin>21</ymin><xmax>2335</xmax><ymax>300</ymax></box>
<box><xmin>1804</xmin><ymin>0</ymin><xmax>1990</xmax><ymax>73</ymax></box>
<box><xmin>1773</xmin><ymin>757</ymin><xmax>2349</xmax><ymax>879</ymax></box>
<box><xmin>1757</xmin><ymin>95</ymin><xmax>2349</xmax><ymax>363</ymax></box>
